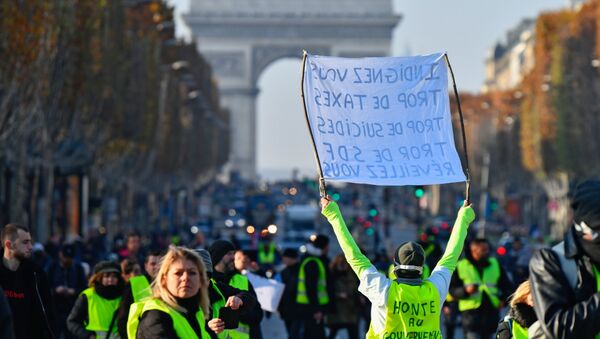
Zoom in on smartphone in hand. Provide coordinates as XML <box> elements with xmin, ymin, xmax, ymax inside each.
<box><xmin>219</xmin><ymin>307</ymin><xmax>240</xmax><ymax>329</ymax></box>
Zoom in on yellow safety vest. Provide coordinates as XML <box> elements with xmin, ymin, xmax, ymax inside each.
<box><xmin>126</xmin><ymin>298</ymin><xmax>210</xmax><ymax>338</ymax></box>
<box><xmin>387</xmin><ymin>263</ymin><xmax>431</xmax><ymax>280</ymax></box>
<box><xmin>296</xmin><ymin>256</ymin><xmax>329</xmax><ymax>305</ymax></box>
<box><xmin>228</xmin><ymin>273</ymin><xmax>251</xmax><ymax>339</ymax></box>
<box><xmin>366</xmin><ymin>280</ymin><xmax>441</xmax><ymax>339</ymax></box>
<box><xmin>258</xmin><ymin>243</ymin><xmax>275</xmax><ymax>265</ymax></box>
<box><xmin>211</xmin><ymin>279</ymin><xmax>231</xmax><ymax>339</ymax></box>
<box><xmin>130</xmin><ymin>275</ymin><xmax>151</xmax><ymax>302</ymax></box>
<box><xmin>81</xmin><ymin>288</ymin><xmax>121</xmax><ymax>337</ymax></box>
<box><xmin>456</xmin><ymin>258</ymin><xmax>501</xmax><ymax>311</ymax></box>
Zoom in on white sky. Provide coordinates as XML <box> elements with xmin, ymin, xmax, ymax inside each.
<box><xmin>169</xmin><ymin>0</ymin><xmax>569</xmax><ymax>181</ymax></box>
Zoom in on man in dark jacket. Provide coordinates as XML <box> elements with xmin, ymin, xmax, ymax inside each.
<box><xmin>450</xmin><ymin>238</ymin><xmax>513</xmax><ymax>339</ymax></box>
<box><xmin>195</xmin><ymin>247</ymin><xmax>259</xmax><ymax>339</ymax></box>
<box><xmin>529</xmin><ymin>180</ymin><xmax>600</xmax><ymax>338</ymax></box>
<box><xmin>208</xmin><ymin>241</ymin><xmax>263</xmax><ymax>338</ymax></box>
<box><xmin>0</xmin><ymin>223</ymin><xmax>56</xmax><ymax>339</ymax></box>
<box><xmin>278</xmin><ymin>248</ymin><xmax>300</xmax><ymax>337</ymax></box>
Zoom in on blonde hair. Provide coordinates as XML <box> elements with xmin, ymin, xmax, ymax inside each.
<box><xmin>151</xmin><ymin>245</ymin><xmax>209</xmax><ymax>316</ymax></box>
<box><xmin>509</xmin><ymin>280</ymin><xmax>531</xmax><ymax>308</ymax></box>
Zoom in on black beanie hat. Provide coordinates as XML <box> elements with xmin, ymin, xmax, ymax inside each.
<box><xmin>571</xmin><ymin>180</ymin><xmax>600</xmax><ymax>229</ymax></box>
<box><xmin>94</xmin><ymin>261</ymin><xmax>121</xmax><ymax>275</ymax></box>
<box><xmin>311</xmin><ymin>234</ymin><xmax>330</xmax><ymax>250</ymax></box>
<box><xmin>208</xmin><ymin>240</ymin><xmax>235</xmax><ymax>266</ymax></box>
<box><xmin>393</xmin><ymin>241</ymin><xmax>425</xmax><ymax>277</ymax></box>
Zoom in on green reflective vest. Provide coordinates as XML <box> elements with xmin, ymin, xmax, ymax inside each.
<box><xmin>81</xmin><ymin>288</ymin><xmax>121</xmax><ymax>336</ymax></box>
<box><xmin>366</xmin><ymin>280</ymin><xmax>441</xmax><ymax>339</ymax></box>
<box><xmin>126</xmin><ymin>298</ymin><xmax>210</xmax><ymax>339</ymax></box>
<box><xmin>456</xmin><ymin>257</ymin><xmax>501</xmax><ymax>311</ymax></box>
<box><xmin>508</xmin><ymin>317</ymin><xmax>528</xmax><ymax>339</ymax></box>
<box><xmin>258</xmin><ymin>243</ymin><xmax>275</xmax><ymax>265</ymax></box>
<box><xmin>211</xmin><ymin>279</ymin><xmax>231</xmax><ymax>339</ymax></box>
<box><xmin>296</xmin><ymin>256</ymin><xmax>329</xmax><ymax>305</ymax></box>
<box><xmin>228</xmin><ymin>274</ymin><xmax>251</xmax><ymax>339</ymax></box>
<box><xmin>130</xmin><ymin>275</ymin><xmax>152</xmax><ymax>303</ymax></box>
<box><xmin>387</xmin><ymin>263</ymin><xmax>431</xmax><ymax>280</ymax></box>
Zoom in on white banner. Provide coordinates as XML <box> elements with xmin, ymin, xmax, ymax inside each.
<box><xmin>303</xmin><ymin>53</ymin><xmax>466</xmax><ymax>186</ymax></box>
<box><xmin>245</xmin><ymin>271</ymin><xmax>285</xmax><ymax>313</ymax></box>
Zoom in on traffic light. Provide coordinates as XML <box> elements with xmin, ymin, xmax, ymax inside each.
<box><xmin>414</xmin><ymin>185</ymin><xmax>425</xmax><ymax>198</ymax></box>
<box><xmin>368</xmin><ymin>208</ymin><xmax>378</xmax><ymax>217</ymax></box>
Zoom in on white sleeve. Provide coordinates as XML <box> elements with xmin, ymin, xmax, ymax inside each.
<box><xmin>357</xmin><ymin>266</ymin><xmax>391</xmax><ymax>334</ymax></box>
<box><xmin>426</xmin><ymin>265</ymin><xmax>452</xmax><ymax>306</ymax></box>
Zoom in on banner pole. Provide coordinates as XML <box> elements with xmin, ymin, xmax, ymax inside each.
<box><xmin>443</xmin><ymin>53</ymin><xmax>471</xmax><ymax>204</ymax></box>
<box><xmin>300</xmin><ymin>51</ymin><xmax>327</xmax><ymax>197</ymax></box>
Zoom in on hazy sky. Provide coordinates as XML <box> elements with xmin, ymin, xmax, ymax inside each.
<box><xmin>169</xmin><ymin>0</ymin><xmax>568</xmax><ymax>180</ymax></box>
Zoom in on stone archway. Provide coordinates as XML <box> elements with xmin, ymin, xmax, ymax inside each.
<box><xmin>185</xmin><ymin>0</ymin><xmax>401</xmax><ymax>179</ymax></box>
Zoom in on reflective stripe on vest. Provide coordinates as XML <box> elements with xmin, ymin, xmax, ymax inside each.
<box><xmin>228</xmin><ymin>274</ymin><xmax>250</xmax><ymax>339</ymax></box>
<box><xmin>126</xmin><ymin>298</ymin><xmax>209</xmax><ymax>339</ymax></box>
<box><xmin>456</xmin><ymin>258</ymin><xmax>501</xmax><ymax>311</ymax></box>
<box><xmin>366</xmin><ymin>280</ymin><xmax>441</xmax><ymax>339</ymax></box>
<box><xmin>296</xmin><ymin>256</ymin><xmax>329</xmax><ymax>305</ymax></box>
<box><xmin>387</xmin><ymin>263</ymin><xmax>431</xmax><ymax>280</ymax></box>
<box><xmin>81</xmin><ymin>288</ymin><xmax>121</xmax><ymax>333</ymax></box>
<box><xmin>130</xmin><ymin>275</ymin><xmax>151</xmax><ymax>302</ymax></box>
<box><xmin>258</xmin><ymin>243</ymin><xmax>275</xmax><ymax>264</ymax></box>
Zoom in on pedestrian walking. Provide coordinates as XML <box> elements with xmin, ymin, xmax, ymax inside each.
<box><xmin>496</xmin><ymin>280</ymin><xmax>541</xmax><ymax>339</ymax></box>
<box><xmin>47</xmin><ymin>243</ymin><xmax>87</xmax><ymax>339</ymax></box>
<box><xmin>1</xmin><ymin>223</ymin><xmax>56</xmax><ymax>339</ymax></box>
<box><xmin>450</xmin><ymin>238</ymin><xmax>513</xmax><ymax>339</ymax></box>
<box><xmin>291</xmin><ymin>234</ymin><xmax>331</xmax><ymax>339</ymax></box>
<box><xmin>67</xmin><ymin>261</ymin><xmax>124</xmax><ymax>338</ymax></box>
<box><xmin>208</xmin><ymin>241</ymin><xmax>263</xmax><ymax>339</ymax></box>
<box><xmin>127</xmin><ymin>246</ymin><xmax>215</xmax><ymax>338</ymax></box>
<box><xmin>321</xmin><ymin>196</ymin><xmax>475</xmax><ymax>338</ymax></box>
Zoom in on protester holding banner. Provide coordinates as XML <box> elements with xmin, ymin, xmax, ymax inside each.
<box><xmin>320</xmin><ymin>195</ymin><xmax>474</xmax><ymax>338</ymax></box>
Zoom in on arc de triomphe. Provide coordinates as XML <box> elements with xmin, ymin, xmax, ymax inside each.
<box><xmin>185</xmin><ymin>0</ymin><xmax>400</xmax><ymax>180</ymax></box>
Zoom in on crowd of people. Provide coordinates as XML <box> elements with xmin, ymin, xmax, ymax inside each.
<box><xmin>1</xmin><ymin>180</ymin><xmax>600</xmax><ymax>338</ymax></box>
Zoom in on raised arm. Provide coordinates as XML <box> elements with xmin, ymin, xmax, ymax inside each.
<box><xmin>321</xmin><ymin>196</ymin><xmax>373</xmax><ymax>277</ymax></box>
<box><xmin>434</xmin><ymin>202</ymin><xmax>475</xmax><ymax>272</ymax></box>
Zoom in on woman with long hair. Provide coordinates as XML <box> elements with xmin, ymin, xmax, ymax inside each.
<box><xmin>127</xmin><ymin>246</ymin><xmax>222</xmax><ymax>338</ymax></box>
<box><xmin>496</xmin><ymin>280</ymin><xmax>540</xmax><ymax>339</ymax></box>
<box><xmin>67</xmin><ymin>261</ymin><xmax>125</xmax><ymax>338</ymax></box>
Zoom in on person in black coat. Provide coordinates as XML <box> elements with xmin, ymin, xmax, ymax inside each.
<box><xmin>1</xmin><ymin>223</ymin><xmax>56</xmax><ymax>339</ymax></box>
<box><xmin>496</xmin><ymin>280</ymin><xmax>539</xmax><ymax>339</ymax></box>
<box><xmin>66</xmin><ymin>261</ymin><xmax>125</xmax><ymax>338</ymax></box>
<box><xmin>47</xmin><ymin>244</ymin><xmax>87</xmax><ymax>339</ymax></box>
<box><xmin>529</xmin><ymin>180</ymin><xmax>600</xmax><ymax>338</ymax></box>
<box><xmin>278</xmin><ymin>248</ymin><xmax>301</xmax><ymax>336</ymax></box>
